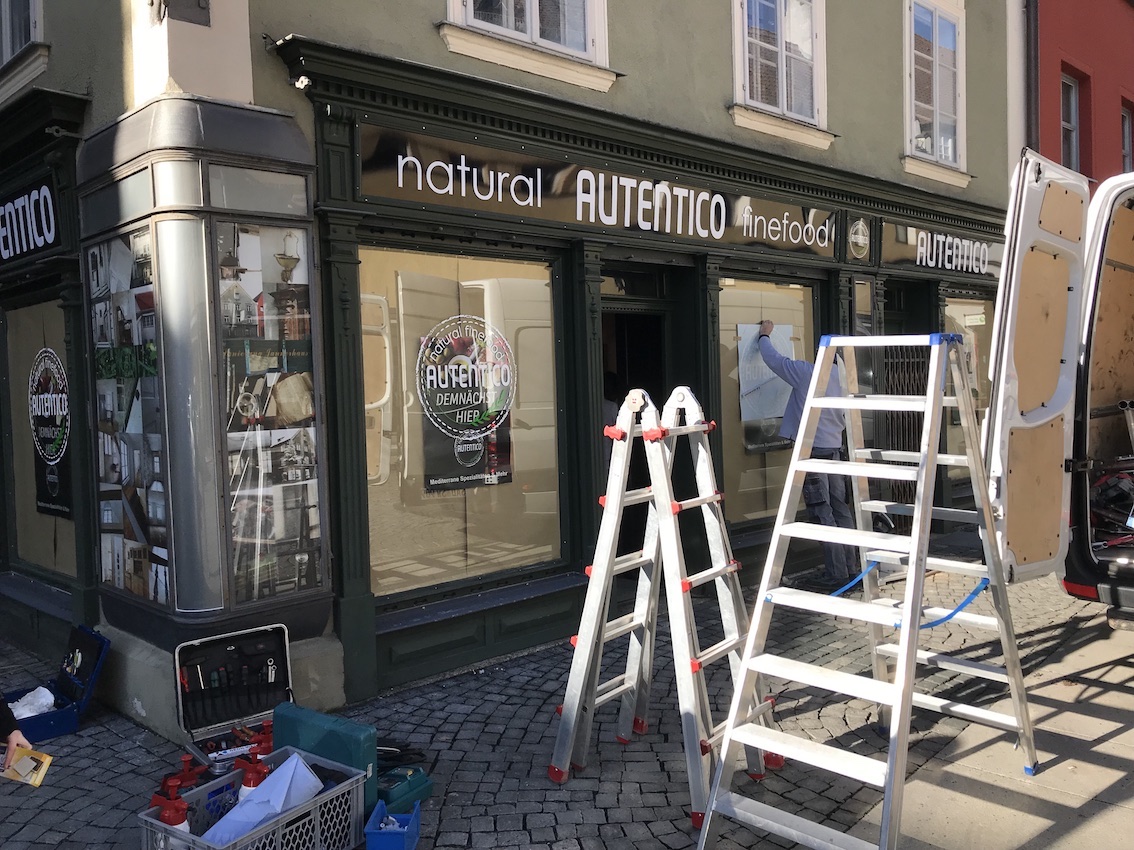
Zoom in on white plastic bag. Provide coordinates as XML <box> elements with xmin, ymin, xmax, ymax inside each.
<box><xmin>201</xmin><ymin>753</ymin><xmax>322</xmax><ymax>845</ymax></box>
<box><xmin>10</xmin><ymin>686</ymin><xmax>54</xmax><ymax>719</ymax></box>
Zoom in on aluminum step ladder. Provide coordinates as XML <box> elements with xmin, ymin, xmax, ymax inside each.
<box><xmin>549</xmin><ymin>386</ymin><xmax>759</xmax><ymax>827</ymax></box>
<box><xmin>697</xmin><ymin>333</ymin><xmax>1037</xmax><ymax>850</ymax></box>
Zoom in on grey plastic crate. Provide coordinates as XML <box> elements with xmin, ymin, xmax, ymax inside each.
<box><xmin>138</xmin><ymin>746</ymin><xmax>365</xmax><ymax>850</ymax></box>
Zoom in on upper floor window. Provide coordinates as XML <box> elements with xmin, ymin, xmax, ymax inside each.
<box><xmin>742</xmin><ymin>0</ymin><xmax>821</xmax><ymax>124</ymax></box>
<box><xmin>1121</xmin><ymin>105</ymin><xmax>1132</xmax><ymax>172</ymax></box>
<box><xmin>1061</xmin><ymin>75</ymin><xmax>1080</xmax><ymax>172</ymax></box>
<box><xmin>2</xmin><ymin>0</ymin><xmax>36</xmax><ymax>66</ymax></box>
<box><xmin>441</xmin><ymin>0</ymin><xmax>613</xmax><ymax>91</ymax></box>
<box><xmin>908</xmin><ymin>1</ymin><xmax>964</xmax><ymax>169</ymax></box>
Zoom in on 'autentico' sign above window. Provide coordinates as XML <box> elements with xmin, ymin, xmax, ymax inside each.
<box><xmin>0</xmin><ymin>181</ymin><xmax>58</xmax><ymax>266</ymax></box>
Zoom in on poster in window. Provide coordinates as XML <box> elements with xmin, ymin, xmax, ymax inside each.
<box><xmin>87</xmin><ymin>228</ymin><xmax>170</xmax><ymax>605</ymax></box>
<box><xmin>737</xmin><ymin>322</ymin><xmax>794</xmax><ymax>453</ymax></box>
<box><xmin>28</xmin><ymin>347</ymin><xmax>73</xmax><ymax>518</ymax></box>
<box><xmin>217</xmin><ymin>223</ymin><xmax>323</xmax><ymax>604</ymax></box>
<box><xmin>416</xmin><ymin>314</ymin><xmax>515</xmax><ymax>492</ymax></box>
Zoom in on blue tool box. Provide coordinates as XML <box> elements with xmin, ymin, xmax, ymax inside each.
<box><xmin>8</xmin><ymin>625</ymin><xmax>111</xmax><ymax>744</ymax></box>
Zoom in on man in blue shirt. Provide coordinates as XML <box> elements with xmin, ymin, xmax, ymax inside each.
<box><xmin>757</xmin><ymin>319</ymin><xmax>856</xmax><ymax>590</ymax></box>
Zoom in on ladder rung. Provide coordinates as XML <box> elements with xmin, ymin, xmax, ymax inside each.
<box><xmin>860</xmin><ymin>500</ymin><xmax>980</xmax><ymax>524</ymax></box>
<box><xmin>593</xmin><ymin>674</ymin><xmax>635</xmax><ymax>707</ymax></box>
<box><xmin>765</xmin><ymin>587</ymin><xmax>904</xmax><ymax>627</ymax></box>
<box><xmin>674</xmin><ymin>492</ymin><xmax>721</xmax><ymax>512</ymax></box>
<box><xmin>864</xmin><ymin>549</ymin><xmax>990</xmax><ymax>579</ymax></box>
<box><xmin>712</xmin><ymin>791</ymin><xmax>879</xmax><ymax>850</ymax></box>
<box><xmin>730</xmin><ymin>724</ymin><xmax>888</xmax><ymax>787</ymax></box>
<box><xmin>795</xmin><ymin>458</ymin><xmax>922</xmax><ymax>482</ymax></box>
<box><xmin>874</xmin><ymin>643</ymin><xmax>1010</xmax><ymax>683</ymax></box>
<box><xmin>811</xmin><ymin>395</ymin><xmax>931</xmax><ymax>412</ymax></box>
<box><xmin>683</xmin><ymin>558</ymin><xmax>739</xmax><ymax>592</ymax></box>
<box><xmin>854</xmin><ymin>449</ymin><xmax>971</xmax><ymax>467</ymax></box>
<box><xmin>781</xmin><ymin>522</ymin><xmax>913</xmax><ymax>553</ymax></box>
<box><xmin>694</xmin><ymin>636</ymin><xmax>745</xmax><ymax>671</ymax></box>
<box><xmin>910</xmin><ymin>692</ymin><xmax>1023</xmax><ymax>732</ymax></box>
<box><xmin>605</xmin><ymin>551</ymin><xmax>654</xmax><ymax>577</ymax></box>
<box><xmin>869</xmin><ymin>598</ymin><xmax>1001</xmax><ymax>632</ymax></box>
<box><xmin>645</xmin><ymin>422</ymin><xmax>713</xmax><ymax>439</ymax></box>
<box><xmin>749</xmin><ymin>654</ymin><xmax>898</xmax><ymax>706</ymax></box>
<box><xmin>599</xmin><ymin>612</ymin><xmax>646</xmax><ymax>644</ymax></box>
<box><xmin>822</xmin><ymin>333</ymin><xmax>951</xmax><ymax>348</ymax></box>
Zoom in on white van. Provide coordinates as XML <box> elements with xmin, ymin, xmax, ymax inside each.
<box><xmin>989</xmin><ymin>149</ymin><xmax>1134</xmax><ymax>626</ymax></box>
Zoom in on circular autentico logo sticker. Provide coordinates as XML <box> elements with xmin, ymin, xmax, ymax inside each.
<box><xmin>28</xmin><ymin>347</ymin><xmax>70</xmax><ymax>465</ymax></box>
<box><xmin>416</xmin><ymin>315</ymin><xmax>517</xmax><ymax>440</ymax></box>
<box><xmin>848</xmin><ymin>217</ymin><xmax>871</xmax><ymax>261</ymax></box>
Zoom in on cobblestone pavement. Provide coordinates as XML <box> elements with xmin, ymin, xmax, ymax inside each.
<box><xmin>0</xmin><ymin>570</ymin><xmax>1101</xmax><ymax>849</ymax></box>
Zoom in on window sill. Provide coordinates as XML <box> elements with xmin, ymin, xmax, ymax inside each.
<box><xmin>901</xmin><ymin>155</ymin><xmax>971</xmax><ymax>188</ymax></box>
<box><xmin>437</xmin><ymin>23</ymin><xmax>619</xmax><ymax>92</ymax></box>
<box><xmin>729</xmin><ymin>105</ymin><xmax>834</xmax><ymax>150</ymax></box>
<box><xmin>0</xmin><ymin>42</ymin><xmax>50</xmax><ymax>108</ymax></box>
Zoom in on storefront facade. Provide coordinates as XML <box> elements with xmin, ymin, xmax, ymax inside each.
<box><xmin>276</xmin><ymin>40</ymin><xmax>1006</xmax><ymax>693</ymax></box>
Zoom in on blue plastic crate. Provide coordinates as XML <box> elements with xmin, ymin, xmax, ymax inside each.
<box><xmin>364</xmin><ymin>800</ymin><xmax>420</xmax><ymax>850</ymax></box>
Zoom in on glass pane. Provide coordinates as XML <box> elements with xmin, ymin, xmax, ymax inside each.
<box><xmin>937</xmin><ymin>116</ymin><xmax>957</xmax><ymax>164</ymax></box>
<box><xmin>8</xmin><ymin>0</ymin><xmax>32</xmax><ymax>58</ymax></box>
<box><xmin>718</xmin><ymin>279</ymin><xmax>813</xmax><ymax>523</ymax></box>
<box><xmin>753</xmin><ymin>47</ymin><xmax>780</xmax><ymax>107</ymax></box>
<box><xmin>360</xmin><ymin>249</ymin><xmax>560</xmax><ymax>596</ymax></box>
<box><xmin>218</xmin><ymin>223</ymin><xmax>324</xmax><ymax>605</ymax></box>
<box><xmin>752</xmin><ymin>0</ymin><xmax>778</xmax><ymax>45</ymax></box>
<box><xmin>1063</xmin><ymin>127</ymin><xmax>1078</xmax><ymax>169</ymax></box>
<box><xmin>786</xmin><ymin>54</ymin><xmax>814</xmax><ymax>118</ymax></box>
<box><xmin>784</xmin><ymin>0</ymin><xmax>813</xmax><ymax>62</ymax></box>
<box><xmin>539</xmin><ymin>0</ymin><xmax>586</xmax><ymax>51</ymax></box>
<box><xmin>937</xmin><ymin>18</ymin><xmax>957</xmax><ymax>71</ymax></box>
<box><xmin>1062</xmin><ymin>79</ymin><xmax>1076</xmax><ymax>125</ymax></box>
<box><xmin>208</xmin><ymin>166</ymin><xmax>308</xmax><ymax>216</ymax></box>
<box><xmin>89</xmin><ymin>227</ymin><xmax>170</xmax><ymax>605</ymax></box>
<box><xmin>943</xmin><ymin>299</ymin><xmax>993</xmax><ymax>492</ymax></box>
<box><xmin>473</xmin><ymin>0</ymin><xmax>526</xmax><ymax>34</ymax></box>
<box><xmin>938</xmin><ymin>66</ymin><xmax>956</xmax><ymax>117</ymax></box>
<box><xmin>913</xmin><ymin>4</ymin><xmax>934</xmax><ymax>51</ymax></box>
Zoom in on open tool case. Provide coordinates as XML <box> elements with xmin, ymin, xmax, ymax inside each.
<box><xmin>12</xmin><ymin>625</ymin><xmax>111</xmax><ymax>743</ymax></box>
<box><xmin>173</xmin><ymin>624</ymin><xmax>292</xmax><ymax>769</ymax></box>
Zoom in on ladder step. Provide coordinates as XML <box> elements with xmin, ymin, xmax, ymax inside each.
<box><xmin>795</xmin><ymin>458</ymin><xmax>922</xmax><ymax>482</ymax></box>
<box><xmin>683</xmin><ymin>558</ymin><xmax>739</xmax><ymax>592</ymax></box>
<box><xmin>600</xmin><ymin>611</ymin><xmax>647</xmax><ymax>644</ymax></box>
<box><xmin>910</xmin><ymin>692</ymin><xmax>1023</xmax><ymax>732</ymax></box>
<box><xmin>593</xmin><ymin>673</ymin><xmax>636</xmax><ymax>707</ymax></box>
<box><xmin>749</xmin><ymin>654</ymin><xmax>898</xmax><ymax>706</ymax></box>
<box><xmin>765</xmin><ymin>587</ymin><xmax>904</xmax><ymax>627</ymax></box>
<box><xmin>870</xmin><ymin>598</ymin><xmax>1001</xmax><ymax>632</ymax></box>
<box><xmin>712</xmin><ymin>791</ymin><xmax>878</xmax><ymax>850</ymax></box>
<box><xmin>855</xmin><ymin>448</ymin><xmax>970</xmax><ymax>467</ymax></box>
<box><xmin>822</xmin><ymin>333</ymin><xmax>948</xmax><ymax>348</ymax></box>
<box><xmin>730</xmin><ymin>723</ymin><xmax>888</xmax><ymax>787</ymax></box>
<box><xmin>860</xmin><ymin>499</ymin><xmax>979</xmax><ymax>524</ymax></box>
<box><xmin>874</xmin><ymin>643</ymin><xmax>1010</xmax><ymax>683</ymax></box>
<box><xmin>602</xmin><ymin>551</ymin><xmax>654</xmax><ymax>578</ymax></box>
<box><xmin>811</xmin><ymin>394</ymin><xmax>931</xmax><ymax>412</ymax></box>
<box><xmin>864</xmin><ymin>549</ymin><xmax>990</xmax><ymax>579</ymax></box>
<box><xmin>695</xmin><ymin>635</ymin><xmax>745</xmax><ymax>671</ymax></box>
<box><xmin>781</xmin><ymin>522</ymin><xmax>913</xmax><ymax>552</ymax></box>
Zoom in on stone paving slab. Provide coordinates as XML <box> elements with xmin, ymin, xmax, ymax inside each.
<box><xmin>0</xmin><ymin>571</ymin><xmax>1101</xmax><ymax>849</ymax></box>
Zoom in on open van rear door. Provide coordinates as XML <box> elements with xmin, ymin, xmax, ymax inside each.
<box><xmin>985</xmin><ymin>150</ymin><xmax>1089</xmax><ymax>582</ymax></box>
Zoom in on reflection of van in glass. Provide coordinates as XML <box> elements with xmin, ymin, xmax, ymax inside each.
<box><xmin>989</xmin><ymin>150</ymin><xmax>1134</xmax><ymax>626</ymax></box>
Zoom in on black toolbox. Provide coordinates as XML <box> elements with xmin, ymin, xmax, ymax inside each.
<box><xmin>173</xmin><ymin>624</ymin><xmax>292</xmax><ymax>771</ymax></box>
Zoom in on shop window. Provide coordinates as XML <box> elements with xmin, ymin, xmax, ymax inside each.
<box><xmin>440</xmin><ymin>0</ymin><xmax>614</xmax><ymax>91</ymax></box>
<box><xmin>907</xmin><ymin>1</ymin><xmax>964</xmax><ymax>170</ymax></box>
<box><xmin>360</xmin><ymin>249</ymin><xmax>560</xmax><ymax>597</ymax></box>
<box><xmin>717</xmin><ymin>278</ymin><xmax>814</xmax><ymax>524</ymax></box>
<box><xmin>88</xmin><ymin>227</ymin><xmax>169</xmax><ymax>605</ymax></box>
<box><xmin>217</xmin><ymin>222</ymin><xmax>323</xmax><ymax>605</ymax></box>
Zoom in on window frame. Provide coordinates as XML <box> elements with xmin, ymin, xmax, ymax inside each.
<box><xmin>1061</xmin><ymin>74</ymin><xmax>1080</xmax><ymax>172</ymax></box>
<box><xmin>733</xmin><ymin>0</ymin><xmax>827</xmax><ymax>130</ymax></box>
<box><xmin>1121</xmin><ymin>104</ymin><xmax>1132</xmax><ymax>173</ymax></box>
<box><xmin>904</xmin><ymin>0</ymin><xmax>966</xmax><ymax>172</ymax></box>
<box><xmin>446</xmin><ymin>0</ymin><xmax>608</xmax><ymax>65</ymax></box>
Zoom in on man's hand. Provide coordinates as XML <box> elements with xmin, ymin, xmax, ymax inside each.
<box><xmin>4</xmin><ymin>729</ymin><xmax>32</xmax><ymax>770</ymax></box>
<box><xmin>759</xmin><ymin>319</ymin><xmax>774</xmax><ymax>337</ymax></box>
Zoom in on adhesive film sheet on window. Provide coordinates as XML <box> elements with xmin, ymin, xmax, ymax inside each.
<box><xmin>89</xmin><ymin>228</ymin><xmax>170</xmax><ymax>604</ymax></box>
<box><xmin>360</xmin><ymin>249</ymin><xmax>560</xmax><ymax>596</ymax></box>
<box><xmin>219</xmin><ymin>223</ymin><xmax>322</xmax><ymax>604</ymax></box>
<box><xmin>718</xmin><ymin>279</ymin><xmax>813</xmax><ymax>523</ymax></box>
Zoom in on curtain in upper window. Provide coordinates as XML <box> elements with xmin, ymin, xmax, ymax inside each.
<box><xmin>473</xmin><ymin>0</ymin><xmax>587</xmax><ymax>54</ymax></box>
<box><xmin>912</xmin><ymin>3</ymin><xmax>959</xmax><ymax>166</ymax></box>
<box><xmin>745</xmin><ymin>0</ymin><xmax>816</xmax><ymax>123</ymax></box>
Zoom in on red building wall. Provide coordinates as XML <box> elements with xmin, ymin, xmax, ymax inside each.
<box><xmin>1038</xmin><ymin>0</ymin><xmax>1134</xmax><ymax>181</ymax></box>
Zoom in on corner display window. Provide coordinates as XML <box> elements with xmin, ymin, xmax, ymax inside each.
<box><xmin>360</xmin><ymin>249</ymin><xmax>561</xmax><ymax>596</ymax></box>
<box><xmin>89</xmin><ymin>228</ymin><xmax>170</xmax><ymax>605</ymax></box>
<box><xmin>218</xmin><ymin>223</ymin><xmax>323</xmax><ymax>605</ymax></box>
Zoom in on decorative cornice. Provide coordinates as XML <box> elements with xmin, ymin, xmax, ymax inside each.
<box><xmin>275</xmin><ymin>35</ymin><xmax>1005</xmax><ymax>236</ymax></box>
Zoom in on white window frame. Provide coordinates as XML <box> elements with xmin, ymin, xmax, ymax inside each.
<box><xmin>904</xmin><ymin>0</ymin><xmax>966</xmax><ymax>174</ymax></box>
<box><xmin>441</xmin><ymin>0</ymin><xmax>614</xmax><ymax>92</ymax></box>
<box><xmin>729</xmin><ymin>0</ymin><xmax>831</xmax><ymax>149</ymax></box>
<box><xmin>1061</xmin><ymin>74</ymin><xmax>1080</xmax><ymax>172</ymax></box>
<box><xmin>1123</xmin><ymin>105</ymin><xmax>1133</xmax><ymax>173</ymax></box>
<box><xmin>0</xmin><ymin>0</ymin><xmax>46</xmax><ymax>104</ymax></box>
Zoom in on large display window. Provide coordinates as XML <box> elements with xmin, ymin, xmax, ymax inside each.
<box><xmin>359</xmin><ymin>249</ymin><xmax>560</xmax><ymax>596</ymax></box>
<box><xmin>718</xmin><ymin>278</ymin><xmax>814</xmax><ymax>524</ymax></box>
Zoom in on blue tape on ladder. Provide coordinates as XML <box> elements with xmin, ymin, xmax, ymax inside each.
<box><xmin>929</xmin><ymin>332</ymin><xmax>964</xmax><ymax>345</ymax></box>
<box><xmin>828</xmin><ymin>560</ymin><xmax>881</xmax><ymax>596</ymax></box>
<box><xmin>819</xmin><ymin>334</ymin><xmax>833</xmax><ymax>347</ymax></box>
<box><xmin>919</xmin><ymin>578</ymin><xmax>989</xmax><ymax>629</ymax></box>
